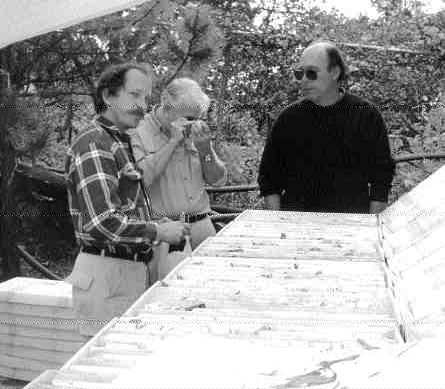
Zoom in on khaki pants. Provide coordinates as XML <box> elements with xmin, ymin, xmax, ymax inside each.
<box><xmin>148</xmin><ymin>217</ymin><xmax>216</xmax><ymax>284</ymax></box>
<box><xmin>189</xmin><ymin>216</ymin><xmax>216</xmax><ymax>249</ymax></box>
<box><xmin>65</xmin><ymin>252</ymin><xmax>148</xmax><ymax>337</ymax></box>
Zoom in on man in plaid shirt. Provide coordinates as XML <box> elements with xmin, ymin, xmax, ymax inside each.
<box><xmin>65</xmin><ymin>62</ymin><xmax>190</xmax><ymax>336</ymax></box>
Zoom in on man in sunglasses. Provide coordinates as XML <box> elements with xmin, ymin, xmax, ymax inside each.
<box><xmin>258</xmin><ymin>41</ymin><xmax>394</xmax><ymax>214</ymax></box>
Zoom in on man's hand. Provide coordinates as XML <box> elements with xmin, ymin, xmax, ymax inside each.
<box><xmin>191</xmin><ymin>120</ymin><xmax>212</xmax><ymax>154</ymax></box>
<box><xmin>264</xmin><ymin>194</ymin><xmax>281</xmax><ymax>210</ymax></box>
<box><xmin>369</xmin><ymin>201</ymin><xmax>387</xmax><ymax>214</ymax></box>
<box><xmin>156</xmin><ymin>221</ymin><xmax>191</xmax><ymax>244</ymax></box>
<box><xmin>169</xmin><ymin>122</ymin><xmax>185</xmax><ymax>145</ymax></box>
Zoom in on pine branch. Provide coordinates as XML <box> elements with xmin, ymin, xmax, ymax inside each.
<box><xmin>131</xmin><ymin>0</ymin><xmax>162</xmax><ymax>27</ymax></box>
<box><xmin>165</xmin><ymin>8</ymin><xmax>202</xmax><ymax>85</ymax></box>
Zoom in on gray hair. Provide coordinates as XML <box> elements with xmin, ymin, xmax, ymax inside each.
<box><xmin>161</xmin><ymin>78</ymin><xmax>210</xmax><ymax>114</ymax></box>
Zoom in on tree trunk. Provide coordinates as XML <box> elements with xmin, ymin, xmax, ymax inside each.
<box><xmin>0</xmin><ymin>69</ymin><xmax>21</xmax><ymax>281</ymax></box>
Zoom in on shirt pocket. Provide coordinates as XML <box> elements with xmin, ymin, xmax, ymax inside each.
<box><xmin>65</xmin><ymin>270</ymin><xmax>95</xmax><ymax>318</ymax></box>
<box><xmin>66</xmin><ymin>269</ymin><xmax>94</xmax><ymax>291</ymax></box>
<box><xmin>189</xmin><ymin>152</ymin><xmax>205</xmax><ymax>185</ymax></box>
<box><xmin>118</xmin><ymin>162</ymin><xmax>143</xmax><ymax>211</ymax></box>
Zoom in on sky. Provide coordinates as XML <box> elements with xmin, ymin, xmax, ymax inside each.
<box><xmin>316</xmin><ymin>0</ymin><xmax>444</xmax><ymax>18</ymax></box>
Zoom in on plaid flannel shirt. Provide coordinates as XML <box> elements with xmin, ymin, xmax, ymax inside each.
<box><xmin>65</xmin><ymin>116</ymin><xmax>156</xmax><ymax>251</ymax></box>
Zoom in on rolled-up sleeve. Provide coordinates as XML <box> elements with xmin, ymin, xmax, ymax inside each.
<box><xmin>132</xmin><ymin>127</ymin><xmax>159</xmax><ymax>187</ymax></box>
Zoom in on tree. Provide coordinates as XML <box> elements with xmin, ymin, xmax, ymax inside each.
<box><xmin>371</xmin><ymin>0</ymin><xmax>426</xmax><ymax>17</ymax></box>
<box><xmin>0</xmin><ymin>71</ymin><xmax>50</xmax><ymax>281</ymax></box>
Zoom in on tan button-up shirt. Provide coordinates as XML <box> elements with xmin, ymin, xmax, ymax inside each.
<box><xmin>131</xmin><ymin>113</ymin><xmax>226</xmax><ymax>219</ymax></box>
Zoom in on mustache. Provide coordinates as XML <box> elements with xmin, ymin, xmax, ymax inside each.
<box><xmin>127</xmin><ymin>108</ymin><xmax>145</xmax><ymax>117</ymax></box>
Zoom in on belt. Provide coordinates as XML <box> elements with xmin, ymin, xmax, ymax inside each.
<box><xmin>81</xmin><ymin>245</ymin><xmax>152</xmax><ymax>264</ymax></box>
<box><xmin>176</xmin><ymin>213</ymin><xmax>209</xmax><ymax>223</ymax></box>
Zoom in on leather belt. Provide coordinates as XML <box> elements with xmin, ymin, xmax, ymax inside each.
<box><xmin>176</xmin><ymin>213</ymin><xmax>209</xmax><ymax>223</ymax></box>
<box><xmin>81</xmin><ymin>245</ymin><xmax>152</xmax><ymax>264</ymax></box>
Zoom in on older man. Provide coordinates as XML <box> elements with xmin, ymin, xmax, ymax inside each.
<box><xmin>65</xmin><ymin>63</ymin><xmax>189</xmax><ymax>336</ymax></box>
<box><xmin>132</xmin><ymin>77</ymin><xmax>226</xmax><ymax>250</ymax></box>
<box><xmin>258</xmin><ymin>41</ymin><xmax>395</xmax><ymax>214</ymax></box>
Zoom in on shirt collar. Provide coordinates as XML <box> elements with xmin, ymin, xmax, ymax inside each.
<box><xmin>95</xmin><ymin>115</ymin><xmax>130</xmax><ymax>142</ymax></box>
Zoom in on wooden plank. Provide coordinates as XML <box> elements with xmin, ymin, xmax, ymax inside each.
<box><xmin>382</xmin><ymin>213</ymin><xmax>445</xmax><ymax>256</ymax></box>
<box><xmin>51</xmin><ymin>313</ymin><xmax>398</xmax><ymax>389</ymax></box>
<box><xmin>0</xmin><ymin>335</ymin><xmax>83</xmax><ymax>353</ymax></box>
<box><xmin>59</xmin><ymin>318</ymin><xmax>120</xmax><ymax>373</ymax></box>
<box><xmin>162</xmin><ymin>277</ymin><xmax>386</xmax><ymax>294</ymax></box>
<box><xmin>23</xmin><ymin>370</ymin><xmax>58</xmax><ymax>389</ymax></box>
<box><xmin>52</xmin><ymin>368</ymin><xmax>118</xmax><ymax>388</ymax></box>
<box><xmin>216</xmin><ymin>231</ymin><xmax>378</xmax><ymax>248</ymax></box>
<box><xmin>169</xmin><ymin>257</ymin><xmax>387</xmax><ymax>286</ymax></box>
<box><xmin>0</xmin><ymin>302</ymin><xmax>75</xmax><ymax>319</ymax></box>
<box><xmin>66</xmin><ymin>334</ymin><xmax>360</xmax><ymax>388</ymax></box>
<box><xmin>393</xmin><ymin>267</ymin><xmax>445</xmax><ymax>322</ymax></box>
<box><xmin>0</xmin><ymin>323</ymin><xmax>84</xmax><ymax>342</ymax></box>
<box><xmin>0</xmin><ymin>343</ymin><xmax>73</xmax><ymax>364</ymax></box>
<box><xmin>185</xmin><ymin>255</ymin><xmax>386</xmax><ymax>273</ymax></box>
<box><xmin>381</xmin><ymin>164</ymin><xmax>445</xmax><ymax>230</ymax></box>
<box><xmin>220</xmin><ymin>226</ymin><xmax>377</xmax><ymax>242</ymax></box>
<box><xmin>236</xmin><ymin>210</ymin><xmax>377</xmax><ymax>227</ymax></box>
<box><xmin>387</xmin><ymin>222</ymin><xmax>445</xmax><ymax>275</ymax></box>
<box><xmin>0</xmin><ymin>364</ymin><xmax>41</xmax><ymax>382</ymax></box>
<box><xmin>115</xmin><ymin>312</ymin><xmax>398</xmax><ymax>333</ymax></box>
<box><xmin>86</xmin><ymin>344</ymin><xmax>158</xmax><ymax>357</ymax></box>
<box><xmin>136</xmin><ymin>284</ymin><xmax>393</xmax><ymax>315</ymax></box>
<box><xmin>98</xmin><ymin>329</ymin><xmax>396</xmax><ymax>352</ymax></box>
<box><xmin>134</xmin><ymin>299</ymin><xmax>393</xmax><ymax>316</ymax></box>
<box><xmin>0</xmin><ymin>355</ymin><xmax>59</xmax><ymax>374</ymax></box>
<box><xmin>0</xmin><ymin>313</ymin><xmax>77</xmax><ymax>331</ymax></box>
<box><xmin>101</xmin><ymin>313</ymin><xmax>398</xmax><ymax>345</ymax></box>
<box><xmin>194</xmin><ymin>237</ymin><xmax>380</xmax><ymax>261</ymax></box>
<box><xmin>334</xmin><ymin>336</ymin><xmax>445</xmax><ymax>389</ymax></box>
<box><xmin>0</xmin><ymin>277</ymin><xmax>72</xmax><ymax>308</ymax></box>
<box><xmin>168</xmin><ymin>268</ymin><xmax>385</xmax><ymax>289</ymax></box>
<box><xmin>158</xmin><ymin>268</ymin><xmax>388</xmax><ymax>295</ymax></box>
<box><xmin>106</xmin><ymin>326</ymin><xmax>397</xmax><ymax>345</ymax></box>
<box><xmin>125</xmin><ymin>305</ymin><xmax>396</xmax><ymax>325</ymax></box>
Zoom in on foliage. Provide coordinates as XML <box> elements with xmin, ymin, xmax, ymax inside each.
<box><xmin>0</xmin><ymin>87</ymin><xmax>49</xmax><ymax>280</ymax></box>
<box><xmin>1</xmin><ymin>0</ymin><xmax>445</xmax><ymax>277</ymax></box>
<box><xmin>390</xmin><ymin>92</ymin><xmax>445</xmax><ymax>200</ymax></box>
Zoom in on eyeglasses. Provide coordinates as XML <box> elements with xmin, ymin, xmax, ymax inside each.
<box><xmin>294</xmin><ymin>68</ymin><xmax>319</xmax><ymax>81</ymax></box>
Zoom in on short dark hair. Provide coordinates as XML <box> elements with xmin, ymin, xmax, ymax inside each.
<box><xmin>94</xmin><ymin>62</ymin><xmax>152</xmax><ymax>114</ymax></box>
<box><xmin>325</xmin><ymin>44</ymin><xmax>349</xmax><ymax>82</ymax></box>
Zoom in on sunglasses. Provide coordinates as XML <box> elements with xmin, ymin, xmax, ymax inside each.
<box><xmin>294</xmin><ymin>68</ymin><xmax>319</xmax><ymax>81</ymax></box>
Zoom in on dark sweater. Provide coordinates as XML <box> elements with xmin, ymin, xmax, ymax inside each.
<box><xmin>258</xmin><ymin>93</ymin><xmax>395</xmax><ymax>213</ymax></box>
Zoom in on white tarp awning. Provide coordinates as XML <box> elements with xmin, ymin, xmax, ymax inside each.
<box><xmin>0</xmin><ymin>0</ymin><xmax>149</xmax><ymax>49</ymax></box>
